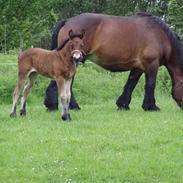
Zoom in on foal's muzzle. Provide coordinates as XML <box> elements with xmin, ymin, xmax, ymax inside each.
<box><xmin>72</xmin><ymin>50</ymin><xmax>85</xmax><ymax>64</ymax></box>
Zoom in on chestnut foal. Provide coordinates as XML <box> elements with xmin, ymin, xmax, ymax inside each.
<box><xmin>10</xmin><ymin>29</ymin><xmax>85</xmax><ymax>121</ymax></box>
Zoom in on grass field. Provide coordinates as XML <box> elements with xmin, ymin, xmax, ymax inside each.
<box><xmin>0</xmin><ymin>54</ymin><xmax>183</xmax><ymax>182</ymax></box>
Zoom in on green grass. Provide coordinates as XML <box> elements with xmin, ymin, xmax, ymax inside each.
<box><xmin>1</xmin><ymin>97</ymin><xmax>183</xmax><ymax>183</ymax></box>
<box><xmin>1</xmin><ymin>54</ymin><xmax>183</xmax><ymax>182</ymax></box>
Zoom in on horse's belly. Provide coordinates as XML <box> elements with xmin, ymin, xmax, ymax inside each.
<box><xmin>94</xmin><ymin>54</ymin><xmax>143</xmax><ymax>72</ymax></box>
<box><xmin>96</xmin><ymin>61</ymin><xmax>130</xmax><ymax>72</ymax></box>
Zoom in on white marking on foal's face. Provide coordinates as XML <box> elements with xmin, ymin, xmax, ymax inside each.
<box><xmin>72</xmin><ymin>50</ymin><xmax>82</xmax><ymax>60</ymax></box>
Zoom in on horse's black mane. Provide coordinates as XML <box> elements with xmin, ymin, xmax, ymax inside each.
<box><xmin>51</xmin><ymin>19</ymin><xmax>66</xmax><ymax>50</ymax></box>
<box><xmin>56</xmin><ymin>38</ymin><xmax>70</xmax><ymax>51</ymax></box>
<box><xmin>137</xmin><ymin>12</ymin><xmax>183</xmax><ymax>71</ymax></box>
<box><xmin>56</xmin><ymin>33</ymin><xmax>83</xmax><ymax>51</ymax></box>
<box><xmin>51</xmin><ymin>19</ymin><xmax>84</xmax><ymax>51</ymax></box>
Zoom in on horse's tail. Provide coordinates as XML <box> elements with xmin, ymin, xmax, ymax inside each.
<box><xmin>138</xmin><ymin>12</ymin><xmax>183</xmax><ymax>70</ymax></box>
<box><xmin>51</xmin><ymin>19</ymin><xmax>67</xmax><ymax>50</ymax></box>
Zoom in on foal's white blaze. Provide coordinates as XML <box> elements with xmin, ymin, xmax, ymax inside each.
<box><xmin>72</xmin><ymin>50</ymin><xmax>82</xmax><ymax>60</ymax></box>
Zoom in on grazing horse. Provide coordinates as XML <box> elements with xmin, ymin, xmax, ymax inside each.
<box><xmin>44</xmin><ymin>12</ymin><xmax>183</xmax><ymax>111</ymax></box>
<box><xmin>10</xmin><ymin>29</ymin><xmax>85</xmax><ymax>121</ymax></box>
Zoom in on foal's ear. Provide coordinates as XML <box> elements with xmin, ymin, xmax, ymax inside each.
<box><xmin>68</xmin><ymin>29</ymin><xmax>74</xmax><ymax>39</ymax></box>
<box><xmin>80</xmin><ymin>29</ymin><xmax>85</xmax><ymax>39</ymax></box>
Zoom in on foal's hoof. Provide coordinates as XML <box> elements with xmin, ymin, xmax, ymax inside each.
<box><xmin>20</xmin><ymin>110</ymin><xmax>26</xmax><ymax>116</ymax></box>
<box><xmin>10</xmin><ymin>112</ymin><xmax>16</xmax><ymax>118</ymax></box>
<box><xmin>142</xmin><ymin>104</ymin><xmax>160</xmax><ymax>111</ymax></box>
<box><xmin>62</xmin><ymin>114</ymin><xmax>72</xmax><ymax>121</ymax></box>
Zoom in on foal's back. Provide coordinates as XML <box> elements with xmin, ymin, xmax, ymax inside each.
<box><xmin>18</xmin><ymin>48</ymin><xmax>62</xmax><ymax>78</ymax></box>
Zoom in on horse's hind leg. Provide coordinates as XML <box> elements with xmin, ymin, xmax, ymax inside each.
<box><xmin>10</xmin><ymin>76</ymin><xmax>26</xmax><ymax>117</ymax></box>
<box><xmin>116</xmin><ymin>69</ymin><xmax>143</xmax><ymax>110</ymax></box>
<box><xmin>20</xmin><ymin>72</ymin><xmax>37</xmax><ymax>116</ymax></box>
<box><xmin>142</xmin><ymin>63</ymin><xmax>160</xmax><ymax>111</ymax></box>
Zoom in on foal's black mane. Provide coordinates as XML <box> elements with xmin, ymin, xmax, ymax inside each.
<box><xmin>137</xmin><ymin>12</ymin><xmax>183</xmax><ymax>71</ymax></box>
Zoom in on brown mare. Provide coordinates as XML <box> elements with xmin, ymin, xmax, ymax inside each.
<box><xmin>45</xmin><ymin>12</ymin><xmax>183</xmax><ymax>111</ymax></box>
<box><xmin>10</xmin><ymin>29</ymin><xmax>85</xmax><ymax>121</ymax></box>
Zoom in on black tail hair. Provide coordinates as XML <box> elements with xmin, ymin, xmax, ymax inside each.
<box><xmin>138</xmin><ymin>12</ymin><xmax>183</xmax><ymax>71</ymax></box>
<box><xmin>51</xmin><ymin>19</ymin><xmax>67</xmax><ymax>50</ymax></box>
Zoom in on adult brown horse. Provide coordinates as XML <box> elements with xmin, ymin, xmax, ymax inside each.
<box><xmin>44</xmin><ymin>12</ymin><xmax>183</xmax><ymax>111</ymax></box>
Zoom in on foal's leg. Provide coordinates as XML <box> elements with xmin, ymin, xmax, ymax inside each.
<box><xmin>56</xmin><ymin>77</ymin><xmax>72</xmax><ymax>121</ymax></box>
<box><xmin>116</xmin><ymin>69</ymin><xmax>143</xmax><ymax>110</ymax></box>
<box><xmin>20</xmin><ymin>72</ymin><xmax>37</xmax><ymax>116</ymax></box>
<box><xmin>10</xmin><ymin>77</ymin><xmax>26</xmax><ymax>117</ymax></box>
<box><xmin>142</xmin><ymin>65</ymin><xmax>160</xmax><ymax>111</ymax></box>
<box><xmin>44</xmin><ymin>77</ymin><xmax>80</xmax><ymax>111</ymax></box>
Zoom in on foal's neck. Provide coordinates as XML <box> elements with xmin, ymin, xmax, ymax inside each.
<box><xmin>57</xmin><ymin>48</ymin><xmax>73</xmax><ymax>64</ymax></box>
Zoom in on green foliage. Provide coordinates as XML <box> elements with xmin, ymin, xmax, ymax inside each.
<box><xmin>1</xmin><ymin>97</ymin><xmax>183</xmax><ymax>182</ymax></box>
<box><xmin>0</xmin><ymin>0</ymin><xmax>183</xmax><ymax>53</ymax></box>
<box><xmin>168</xmin><ymin>0</ymin><xmax>183</xmax><ymax>39</ymax></box>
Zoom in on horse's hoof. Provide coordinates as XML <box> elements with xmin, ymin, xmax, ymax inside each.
<box><xmin>20</xmin><ymin>110</ymin><xmax>26</xmax><ymax>116</ymax></box>
<box><xmin>10</xmin><ymin>112</ymin><xmax>16</xmax><ymax>118</ymax></box>
<box><xmin>117</xmin><ymin>103</ymin><xmax>130</xmax><ymax>111</ymax></box>
<box><xmin>46</xmin><ymin>108</ymin><xmax>58</xmax><ymax>112</ymax></box>
<box><xmin>46</xmin><ymin>106</ymin><xmax>58</xmax><ymax>112</ymax></box>
<box><xmin>142</xmin><ymin>105</ymin><xmax>160</xmax><ymax>111</ymax></box>
<box><xmin>62</xmin><ymin>114</ymin><xmax>72</xmax><ymax>121</ymax></box>
<box><xmin>69</xmin><ymin>103</ymin><xmax>81</xmax><ymax>110</ymax></box>
<box><xmin>118</xmin><ymin>106</ymin><xmax>130</xmax><ymax>111</ymax></box>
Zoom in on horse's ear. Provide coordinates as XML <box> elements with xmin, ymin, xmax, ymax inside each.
<box><xmin>68</xmin><ymin>29</ymin><xmax>74</xmax><ymax>39</ymax></box>
<box><xmin>80</xmin><ymin>29</ymin><xmax>85</xmax><ymax>39</ymax></box>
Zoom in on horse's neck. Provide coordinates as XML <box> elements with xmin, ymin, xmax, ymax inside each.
<box><xmin>166</xmin><ymin>58</ymin><xmax>183</xmax><ymax>84</ymax></box>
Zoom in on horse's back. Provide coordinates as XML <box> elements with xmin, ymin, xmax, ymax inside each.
<box><xmin>58</xmin><ymin>13</ymin><xmax>172</xmax><ymax>71</ymax></box>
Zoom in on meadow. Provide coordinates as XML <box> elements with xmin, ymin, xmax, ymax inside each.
<box><xmin>0</xmin><ymin>54</ymin><xmax>183</xmax><ymax>183</ymax></box>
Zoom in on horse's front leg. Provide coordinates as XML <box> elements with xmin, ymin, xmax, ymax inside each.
<box><xmin>56</xmin><ymin>77</ymin><xmax>72</xmax><ymax>121</ymax></box>
<box><xmin>44</xmin><ymin>80</ymin><xmax>59</xmax><ymax>111</ymax></box>
<box><xmin>69</xmin><ymin>75</ymin><xmax>80</xmax><ymax>110</ymax></box>
<box><xmin>116</xmin><ymin>69</ymin><xmax>143</xmax><ymax>110</ymax></box>
<box><xmin>142</xmin><ymin>63</ymin><xmax>160</xmax><ymax>111</ymax></box>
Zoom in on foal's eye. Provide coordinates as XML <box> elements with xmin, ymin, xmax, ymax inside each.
<box><xmin>71</xmin><ymin>44</ymin><xmax>74</xmax><ymax>49</ymax></box>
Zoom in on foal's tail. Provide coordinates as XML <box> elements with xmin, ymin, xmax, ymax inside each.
<box><xmin>138</xmin><ymin>12</ymin><xmax>183</xmax><ymax>71</ymax></box>
<box><xmin>51</xmin><ymin>19</ymin><xmax>67</xmax><ymax>50</ymax></box>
